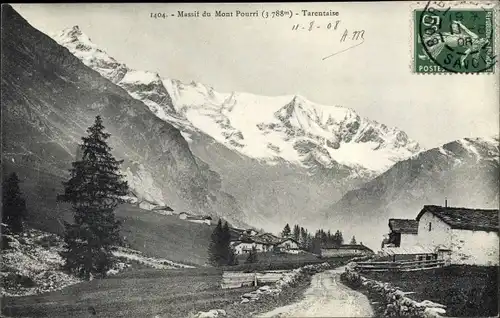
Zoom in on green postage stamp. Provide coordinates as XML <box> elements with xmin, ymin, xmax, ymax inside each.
<box><xmin>414</xmin><ymin>1</ymin><xmax>496</xmax><ymax>74</ymax></box>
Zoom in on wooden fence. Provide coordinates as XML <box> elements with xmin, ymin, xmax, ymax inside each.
<box><xmin>355</xmin><ymin>259</ymin><xmax>446</xmax><ymax>272</ymax></box>
<box><xmin>220</xmin><ymin>270</ymin><xmax>289</xmax><ymax>289</ymax></box>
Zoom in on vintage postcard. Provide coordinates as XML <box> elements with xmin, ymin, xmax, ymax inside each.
<box><xmin>1</xmin><ymin>2</ymin><xmax>498</xmax><ymax>318</ymax></box>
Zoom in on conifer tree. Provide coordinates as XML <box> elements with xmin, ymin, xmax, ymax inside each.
<box><xmin>227</xmin><ymin>247</ymin><xmax>238</xmax><ymax>266</ymax></box>
<box><xmin>2</xmin><ymin>172</ymin><xmax>27</xmax><ymax>234</ymax></box>
<box><xmin>350</xmin><ymin>236</ymin><xmax>357</xmax><ymax>245</ymax></box>
<box><xmin>221</xmin><ymin>221</ymin><xmax>231</xmax><ymax>264</ymax></box>
<box><xmin>310</xmin><ymin>237</ymin><xmax>322</xmax><ymax>255</ymax></box>
<box><xmin>208</xmin><ymin>220</ymin><xmax>233</xmax><ymax>266</ymax></box>
<box><xmin>245</xmin><ymin>246</ymin><xmax>258</xmax><ymax>264</ymax></box>
<box><xmin>299</xmin><ymin>227</ymin><xmax>308</xmax><ymax>247</ymax></box>
<box><xmin>208</xmin><ymin>219</ymin><xmax>224</xmax><ymax>266</ymax></box>
<box><xmin>281</xmin><ymin>223</ymin><xmax>291</xmax><ymax>238</ymax></box>
<box><xmin>292</xmin><ymin>224</ymin><xmax>300</xmax><ymax>242</ymax></box>
<box><xmin>58</xmin><ymin>116</ymin><xmax>128</xmax><ymax>280</ymax></box>
<box><xmin>333</xmin><ymin>230</ymin><xmax>344</xmax><ymax>247</ymax></box>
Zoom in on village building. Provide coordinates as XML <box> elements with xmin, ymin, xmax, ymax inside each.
<box><xmin>178</xmin><ymin>212</ymin><xmax>190</xmax><ymax>220</ymax></box>
<box><xmin>228</xmin><ymin>228</ymin><xmax>261</xmax><ymax>242</ymax></box>
<box><xmin>186</xmin><ymin>215</ymin><xmax>212</xmax><ymax>225</ymax></box>
<box><xmin>415</xmin><ymin>205</ymin><xmax>499</xmax><ymax>266</ymax></box>
<box><xmin>138</xmin><ymin>199</ymin><xmax>159</xmax><ymax>210</ymax></box>
<box><xmin>255</xmin><ymin>233</ymin><xmax>282</xmax><ymax>245</ymax></box>
<box><xmin>321</xmin><ymin>244</ymin><xmax>374</xmax><ymax>258</ymax></box>
<box><xmin>384</xmin><ymin>218</ymin><xmax>419</xmax><ymax>248</ymax></box>
<box><xmin>151</xmin><ymin>205</ymin><xmax>174</xmax><ymax>216</ymax></box>
<box><xmin>178</xmin><ymin>212</ymin><xmax>212</xmax><ymax>225</ymax></box>
<box><xmin>274</xmin><ymin>238</ymin><xmax>301</xmax><ymax>254</ymax></box>
<box><xmin>230</xmin><ymin>234</ymin><xmax>302</xmax><ymax>255</ymax></box>
<box><xmin>242</xmin><ymin>229</ymin><xmax>258</xmax><ymax>236</ymax></box>
<box><xmin>231</xmin><ymin>238</ymin><xmax>274</xmax><ymax>255</ymax></box>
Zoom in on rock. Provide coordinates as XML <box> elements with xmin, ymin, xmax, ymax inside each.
<box><xmin>423</xmin><ymin>307</ymin><xmax>446</xmax><ymax>317</ymax></box>
<box><xmin>215</xmin><ymin>309</ymin><xmax>226</xmax><ymax>316</ymax></box>
<box><xmin>258</xmin><ymin>285</ymin><xmax>271</xmax><ymax>292</ymax></box>
<box><xmin>240</xmin><ymin>298</ymin><xmax>250</xmax><ymax>304</ymax></box>
<box><xmin>242</xmin><ymin>292</ymin><xmax>259</xmax><ymax>301</ymax></box>
<box><xmin>195</xmin><ymin>309</ymin><xmax>226</xmax><ymax>318</ymax></box>
<box><xmin>195</xmin><ymin>310</ymin><xmax>218</xmax><ymax>318</ymax></box>
<box><xmin>418</xmin><ymin>300</ymin><xmax>447</xmax><ymax>309</ymax></box>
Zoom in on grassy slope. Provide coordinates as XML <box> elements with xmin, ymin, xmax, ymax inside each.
<box><xmin>5</xmin><ymin>162</ymin><xmax>215</xmax><ymax>267</ymax></box>
<box><xmin>1</xmin><ymin>268</ymin><xmax>253</xmax><ymax>318</ymax></box>
<box><xmin>363</xmin><ymin>265</ymin><xmax>498</xmax><ymax>317</ymax></box>
<box><xmin>116</xmin><ymin>205</ymin><xmax>214</xmax><ymax>266</ymax></box>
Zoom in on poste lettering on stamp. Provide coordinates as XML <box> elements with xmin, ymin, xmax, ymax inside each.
<box><xmin>414</xmin><ymin>1</ymin><xmax>497</xmax><ymax>74</ymax></box>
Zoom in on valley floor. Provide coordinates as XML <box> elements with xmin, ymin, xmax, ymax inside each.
<box><xmin>256</xmin><ymin>266</ymin><xmax>373</xmax><ymax>318</ymax></box>
<box><xmin>1</xmin><ymin>267</ymin><xmax>252</xmax><ymax>318</ymax></box>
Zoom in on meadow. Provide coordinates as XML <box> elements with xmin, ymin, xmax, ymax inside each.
<box><xmin>362</xmin><ymin>265</ymin><xmax>498</xmax><ymax>317</ymax></box>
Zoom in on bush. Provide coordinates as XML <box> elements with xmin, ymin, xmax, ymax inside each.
<box><xmin>36</xmin><ymin>234</ymin><xmax>60</xmax><ymax>248</ymax></box>
<box><xmin>1</xmin><ymin>234</ymin><xmax>12</xmax><ymax>250</ymax></box>
<box><xmin>2</xmin><ymin>273</ymin><xmax>36</xmax><ymax>289</ymax></box>
<box><xmin>340</xmin><ymin>269</ymin><xmax>362</xmax><ymax>289</ymax></box>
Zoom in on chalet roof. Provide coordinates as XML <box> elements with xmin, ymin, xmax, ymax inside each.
<box><xmin>235</xmin><ymin>233</ymin><xmax>283</xmax><ymax>245</ymax></box>
<box><xmin>416</xmin><ymin>205</ymin><xmax>499</xmax><ymax>232</ymax></box>
<box><xmin>186</xmin><ymin>215</ymin><xmax>211</xmax><ymax>221</ymax></box>
<box><xmin>275</xmin><ymin>238</ymin><xmax>299</xmax><ymax>245</ymax></box>
<box><xmin>389</xmin><ymin>219</ymin><xmax>418</xmax><ymax>234</ymax></box>
<box><xmin>255</xmin><ymin>233</ymin><xmax>282</xmax><ymax>244</ymax></box>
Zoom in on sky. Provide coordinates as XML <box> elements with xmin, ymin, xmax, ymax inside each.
<box><xmin>12</xmin><ymin>2</ymin><xmax>499</xmax><ymax>149</ymax></box>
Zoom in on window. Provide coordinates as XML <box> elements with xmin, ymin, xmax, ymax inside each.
<box><xmin>428</xmin><ymin>222</ymin><xmax>432</xmax><ymax>231</ymax></box>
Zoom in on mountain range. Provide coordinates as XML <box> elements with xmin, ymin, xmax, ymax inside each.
<box><xmin>2</xmin><ymin>6</ymin><xmax>498</xmax><ymax>247</ymax></box>
<box><xmin>325</xmin><ymin>136</ymin><xmax>499</xmax><ymax>246</ymax></box>
<box><xmin>1</xmin><ymin>6</ymin><xmax>245</xmax><ymax>233</ymax></box>
<box><xmin>51</xmin><ymin>25</ymin><xmax>424</xmax><ymax>231</ymax></box>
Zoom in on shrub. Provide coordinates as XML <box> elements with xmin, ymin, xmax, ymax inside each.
<box><xmin>36</xmin><ymin>234</ymin><xmax>60</xmax><ymax>248</ymax></box>
<box><xmin>2</xmin><ymin>273</ymin><xmax>36</xmax><ymax>289</ymax></box>
<box><xmin>340</xmin><ymin>269</ymin><xmax>362</xmax><ymax>289</ymax></box>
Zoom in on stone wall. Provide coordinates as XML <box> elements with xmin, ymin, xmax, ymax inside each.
<box><xmin>340</xmin><ymin>266</ymin><xmax>447</xmax><ymax>317</ymax></box>
<box><xmin>239</xmin><ymin>262</ymin><xmax>332</xmax><ymax>303</ymax></box>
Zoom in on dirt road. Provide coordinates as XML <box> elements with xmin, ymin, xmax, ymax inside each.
<box><xmin>257</xmin><ymin>267</ymin><xmax>374</xmax><ymax>318</ymax></box>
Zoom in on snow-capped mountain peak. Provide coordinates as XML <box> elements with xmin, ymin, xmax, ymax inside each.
<box><xmin>52</xmin><ymin>26</ymin><xmax>422</xmax><ymax>175</ymax></box>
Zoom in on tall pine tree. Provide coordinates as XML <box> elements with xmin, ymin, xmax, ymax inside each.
<box><xmin>221</xmin><ymin>221</ymin><xmax>231</xmax><ymax>264</ymax></box>
<box><xmin>281</xmin><ymin>224</ymin><xmax>291</xmax><ymax>238</ymax></box>
<box><xmin>333</xmin><ymin>230</ymin><xmax>344</xmax><ymax>247</ymax></box>
<box><xmin>350</xmin><ymin>236</ymin><xmax>357</xmax><ymax>245</ymax></box>
<box><xmin>208</xmin><ymin>220</ymin><xmax>223</xmax><ymax>266</ymax></box>
<box><xmin>292</xmin><ymin>224</ymin><xmax>301</xmax><ymax>242</ymax></box>
<box><xmin>2</xmin><ymin>172</ymin><xmax>27</xmax><ymax>234</ymax></box>
<box><xmin>58</xmin><ymin>116</ymin><xmax>128</xmax><ymax>280</ymax></box>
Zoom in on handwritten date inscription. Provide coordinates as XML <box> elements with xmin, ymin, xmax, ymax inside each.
<box><xmin>292</xmin><ymin>20</ymin><xmax>365</xmax><ymax>60</ymax></box>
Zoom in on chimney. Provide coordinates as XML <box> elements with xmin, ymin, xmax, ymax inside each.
<box><xmin>445</xmin><ymin>198</ymin><xmax>448</xmax><ymax>208</ymax></box>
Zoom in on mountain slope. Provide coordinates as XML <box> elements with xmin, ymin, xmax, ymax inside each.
<box><xmin>53</xmin><ymin>25</ymin><xmax>421</xmax><ymax>175</ymax></box>
<box><xmin>51</xmin><ymin>25</ymin><xmax>423</xmax><ymax>232</ymax></box>
<box><xmin>323</xmin><ymin>136</ymin><xmax>500</xmax><ymax>249</ymax></box>
<box><xmin>1</xmin><ymin>5</ymin><xmax>244</xmax><ymax>233</ymax></box>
